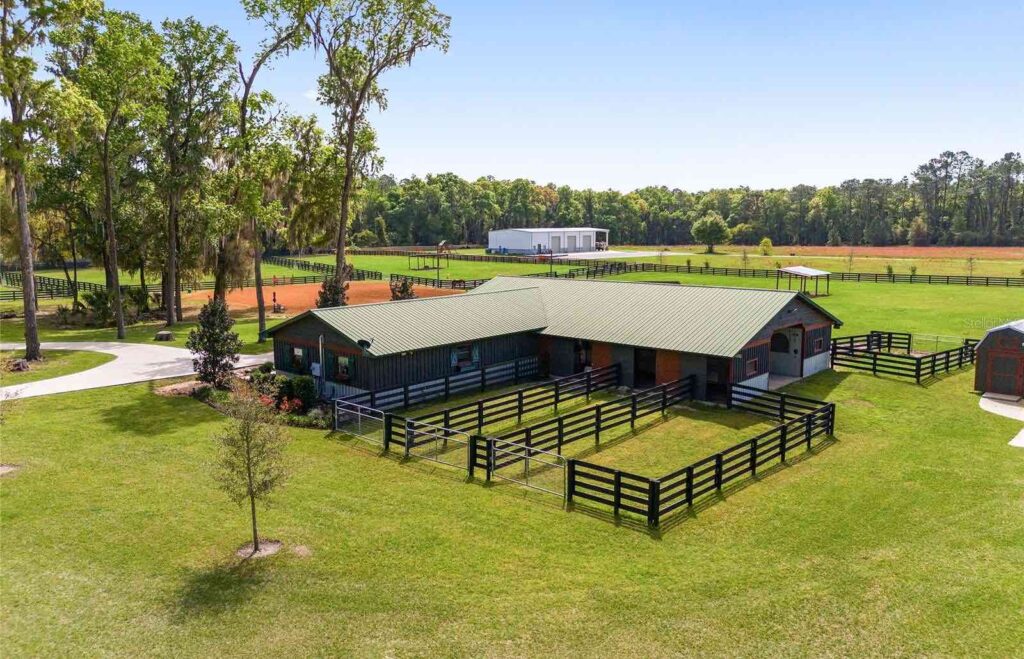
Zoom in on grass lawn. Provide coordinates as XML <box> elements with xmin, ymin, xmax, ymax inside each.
<box><xmin>300</xmin><ymin>253</ymin><xmax>572</xmax><ymax>279</ymax></box>
<box><xmin>2</xmin><ymin>367</ymin><xmax>1023</xmax><ymax>655</ymax></box>
<box><xmin>624</xmin><ymin>248</ymin><xmax>1024</xmax><ymax>277</ymax></box>
<box><xmin>0</xmin><ymin>315</ymin><xmax>272</xmax><ymax>356</ymax></box>
<box><xmin>608</xmin><ymin>271</ymin><xmax>1024</xmax><ymax>338</ymax></box>
<box><xmin>0</xmin><ymin>349</ymin><xmax>115</xmax><ymax>386</ymax></box>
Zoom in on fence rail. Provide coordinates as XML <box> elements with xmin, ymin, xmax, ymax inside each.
<box><xmin>411</xmin><ymin>364</ymin><xmax>621</xmax><ymax>433</ymax></box>
<box><xmin>495</xmin><ymin>376</ymin><xmax>696</xmax><ymax>461</ymax></box>
<box><xmin>262</xmin><ymin>255</ymin><xmax>383</xmax><ymax>281</ymax></box>
<box><xmin>830</xmin><ymin>330</ymin><xmax>977</xmax><ymax>383</ymax></box>
<box><xmin>388</xmin><ymin>273</ymin><xmax>488</xmax><ymax>290</ymax></box>
<box><xmin>335</xmin><ymin>356</ymin><xmax>541</xmax><ymax>412</ymax></box>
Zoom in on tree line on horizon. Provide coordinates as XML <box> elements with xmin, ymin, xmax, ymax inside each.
<box><xmin>344</xmin><ymin>150</ymin><xmax>1024</xmax><ymax>249</ymax></box>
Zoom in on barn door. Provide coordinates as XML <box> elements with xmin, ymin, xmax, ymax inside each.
<box><xmin>987</xmin><ymin>353</ymin><xmax>1024</xmax><ymax>396</ymax></box>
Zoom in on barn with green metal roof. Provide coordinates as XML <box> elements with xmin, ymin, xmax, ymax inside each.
<box><xmin>266</xmin><ymin>276</ymin><xmax>842</xmax><ymax>401</ymax></box>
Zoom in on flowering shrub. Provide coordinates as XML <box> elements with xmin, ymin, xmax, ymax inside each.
<box><xmin>279</xmin><ymin>397</ymin><xmax>304</xmax><ymax>414</ymax></box>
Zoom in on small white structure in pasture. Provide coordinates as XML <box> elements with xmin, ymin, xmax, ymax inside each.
<box><xmin>487</xmin><ymin>227</ymin><xmax>609</xmax><ymax>255</ymax></box>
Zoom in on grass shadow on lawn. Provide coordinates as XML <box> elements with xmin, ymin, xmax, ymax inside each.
<box><xmin>174</xmin><ymin>557</ymin><xmax>275</xmax><ymax>619</ymax></box>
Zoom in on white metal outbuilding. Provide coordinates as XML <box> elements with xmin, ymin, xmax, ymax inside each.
<box><xmin>487</xmin><ymin>227</ymin><xmax>609</xmax><ymax>255</ymax></box>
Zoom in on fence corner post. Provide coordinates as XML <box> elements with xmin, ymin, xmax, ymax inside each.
<box><xmin>566</xmin><ymin>459</ymin><xmax>576</xmax><ymax>504</ymax></box>
<box><xmin>383</xmin><ymin>413</ymin><xmax>393</xmax><ymax>452</ymax></box>
<box><xmin>647</xmin><ymin>479</ymin><xmax>661</xmax><ymax>528</ymax></box>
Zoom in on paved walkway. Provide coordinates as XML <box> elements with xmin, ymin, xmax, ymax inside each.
<box><xmin>1</xmin><ymin>342</ymin><xmax>272</xmax><ymax>400</ymax></box>
<box><xmin>979</xmin><ymin>394</ymin><xmax>1024</xmax><ymax>447</ymax></box>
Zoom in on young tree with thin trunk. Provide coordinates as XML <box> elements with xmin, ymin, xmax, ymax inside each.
<box><xmin>214</xmin><ymin>380</ymin><xmax>288</xmax><ymax>555</ymax></box>
<box><xmin>306</xmin><ymin>0</ymin><xmax>450</xmax><ymax>292</ymax></box>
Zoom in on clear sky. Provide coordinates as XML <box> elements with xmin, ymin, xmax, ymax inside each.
<box><xmin>109</xmin><ymin>0</ymin><xmax>1023</xmax><ymax>191</ymax></box>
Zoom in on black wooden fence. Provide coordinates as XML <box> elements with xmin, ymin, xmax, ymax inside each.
<box><xmin>335</xmin><ymin>356</ymin><xmax>541</xmax><ymax>411</ymax></box>
<box><xmin>332</xmin><ymin>249</ymin><xmax>1024</xmax><ymax>287</ymax></box>
<box><xmin>262</xmin><ymin>255</ymin><xmax>383</xmax><ymax>281</ymax></box>
<box><xmin>830</xmin><ymin>330</ymin><xmax>977</xmax><ymax>383</ymax></box>
<box><xmin>412</xmin><ymin>364</ymin><xmax>621</xmax><ymax>433</ymax></box>
<box><xmin>388</xmin><ymin>273</ymin><xmax>488</xmax><ymax>290</ymax></box>
<box><xmin>494</xmin><ymin>376</ymin><xmax>697</xmax><ymax>458</ymax></box>
<box><xmin>333</xmin><ymin>377</ymin><xmax>837</xmax><ymax>530</ymax></box>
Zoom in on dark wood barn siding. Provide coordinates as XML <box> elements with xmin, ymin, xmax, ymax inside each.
<box><xmin>803</xmin><ymin>324</ymin><xmax>833</xmax><ymax>357</ymax></box>
<box><xmin>747</xmin><ymin>299</ymin><xmax>836</xmax><ymax>343</ymax></box>
<box><xmin>350</xmin><ymin>332</ymin><xmax>539</xmax><ymax>391</ymax></box>
<box><xmin>975</xmin><ymin>327</ymin><xmax>1024</xmax><ymax>394</ymax></box>
<box><xmin>733</xmin><ymin>342</ymin><xmax>770</xmax><ymax>381</ymax></box>
<box><xmin>271</xmin><ymin>316</ymin><xmax>356</xmax><ymax>375</ymax></box>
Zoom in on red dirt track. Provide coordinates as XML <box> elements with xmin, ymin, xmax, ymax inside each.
<box><xmin>184</xmin><ymin>281</ymin><xmax>461</xmax><ymax>315</ymax></box>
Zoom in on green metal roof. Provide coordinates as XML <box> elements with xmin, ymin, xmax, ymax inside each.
<box><xmin>266</xmin><ymin>288</ymin><xmax>548</xmax><ymax>357</ymax></box>
<box><xmin>268</xmin><ymin>276</ymin><xmax>842</xmax><ymax>359</ymax></box>
<box><xmin>473</xmin><ymin>277</ymin><xmax>842</xmax><ymax>358</ymax></box>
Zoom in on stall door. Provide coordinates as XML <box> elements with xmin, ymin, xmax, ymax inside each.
<box><xmin>567</xmin><ymin>235</ymin><xmax>577</xmax><ymax>252</ymax></box>
<box><xmin>634</xmin><ymin>348</ymin><xmax>657</xmax><ymax>388</ymax></box>
<box><xmin>550</xmin><ymin>235</ymin><xmax>561</xmax><ymax>253</ymax></box>
<box><xmin>987</xmin><ymin>353</ymin><xmax>1024</xmax><ymax>396</ymax></box>
<box><xmin>582</xmin><ymin>234</ymin><xmax>593</xmax><ymax>251</ymax></box>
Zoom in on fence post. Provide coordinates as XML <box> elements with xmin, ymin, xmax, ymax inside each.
<box><xmin>631</xmin><ymin>393</ymin><xmax>638</xmax><ymax>430</ymax></box>
<box><xmin>517</xmin><ymin>390</ymin><xmax>524</xmax><ymax>425</ymax></box>
<box><xmin>480</xmin><ymin>366</ymin><xmax>487</xmax><ymax>392</ymax></box>
<box><xmin>779</xmin><ymin>394</ymin><xmax>787</xmax><ymax>421</ymax></box>
<box><xmin>661</xmin><ymin>385</ymin><xmax>668</xmax><ymax>417</ymax></box>
<box><xmin>726</xmin><ymin>382</ymin><xmax>733</xmax><ymax>409</ymax></box>
<box><xmin>554</xmin><ymin>380</ymin><xmax>561</xmax><ymax>412</ymax></box>
<box><xmin>805</xmin><ymin>413</ymin><xmax>813</xmax><ymax>448</ymax></box>
<box><xmin>714</xmin><ymin>454</ymin><xmax>723</xmax><ymax>491</ymax></box>
<box><xmin>555</xmin><ymin>419</ymin><xmax>564</xmax><ymax>455</ymax></box>
<box><xmin>915</xmin><ymin>359</ymin><xmax>922</xmax><ymax>384</ymax></box>
<box><xmin>872</xmin><ymin>352</ymin><xmax>878</xmax><ymax>376</ymax></box>
<box><xmin>780</xmin><ymin>424</ymin><xmax>788</xmax><ymax>462</ymax></box>
<box><xmin>586</xmin><ymin>370</ymin><xmax>592</xmax><ymax>402</ymax></box>
<box><xmin>468</xmin><ymin>435</ymin><xmax>478</xmax><ymax>477</ymax></box>
<box><xmin>477</xmin><ymin>400</ymin><xmax>485</xmax><ymax>434</ymax></box>
<box><xmin>403</xmin><ymin>419</ymin><xmax>413</xmax><ymax>459</ymax></box>
<box><xmin>444</xmin><ymin>376</ymin><xmax>450</xmax><ymax>401</ymax></box>
<box><xmin>485</xmin><ymin>438</ymin><xmax>495</xmax><ymax>482</ymax></box>
<box><xmin>595</xmin><ymin>405</ymin><xmax>602</xmax><ymax>445</ymax></box>
<box><xmin>613</xmin><ymin>471</ymin><xmax>622</xmax><ymax>516</ymax></box>
<box><xmin>750</xmin><ymin>437</ymin><xmax>758</xmax><ymax>476</ymax></box>
<box><xmin>685</xmin><ymin>466</ymin><xmax>694</xmax><ymax>506</ymax></box>
<box><xmin>566</xmin><ymin>459</ymin><xmax>576</xmax><ymax>503</ymax></box>
<box><xmin>383</xmin><ymin>413</ymin><xmax>394</xmax><ymax>452</ymax></box>
<box><xmin>647</xmin><ymin>479</ymin><xmax>661</xmax><ymax>528</ymax></box>
<box><xmin>828</xmin><ymin>404</ymin><xmax>836</xmax><ymax>435</ymax></box>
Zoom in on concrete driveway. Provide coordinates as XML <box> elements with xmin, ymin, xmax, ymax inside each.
<box><xmin>1</xmin><ymin>341</ymin><xmax>272</xmax><ymax>400</ymax></box>
<box><xmin>979</xmin><ymin>394</ymin><xmax>1024</xmax><ymax>447</ymax></box>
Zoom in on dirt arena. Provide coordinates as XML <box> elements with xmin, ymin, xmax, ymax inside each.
<box><xmin>184</xmin><ymin>281</ymin><xmax>461</xmax><ymax>315</ymax></box>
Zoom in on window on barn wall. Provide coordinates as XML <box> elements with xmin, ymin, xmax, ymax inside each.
<box><xmin>814</xmin><ymin>337</ymin><xmax>824</xmax><ymax>352</ymax></box>
<box><xmin>746</xmin><ymin>358</ymin><xmax>759</xmax><ymax>377</ymax></box>
<box><xmin>334</xmin><ymin>355</ymin><xmax>352</xmax><ymax>383</ymax></box>
<box><xmin>450</xmin><ymin>343</ymin><xmax>479</xmax><ymax>373</ymax></box>
<box><xmin>291</xmin><ymin>346</ymin><xmax>306</xmax><ymax>372</ymax></box>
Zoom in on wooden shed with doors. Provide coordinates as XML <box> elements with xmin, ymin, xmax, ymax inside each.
<box><xmin>471</xmin><ymin>277</ymin><xmax>843</xmax><ymax>400</ymax></box>
<box><xmin>974</xmin><ymin>320</ymin><xmax>1024</xmax><ymax>398</ymax></box>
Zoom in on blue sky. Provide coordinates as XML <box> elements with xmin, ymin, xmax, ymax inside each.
<box><xmin>109</xmin><ymin>0</ymin><xmax>1022</xmax><ymax>190</ymax></box>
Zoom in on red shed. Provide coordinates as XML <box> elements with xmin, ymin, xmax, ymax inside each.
<box><xmin>975</xmin><ymin>319</ymin><xmax>1024</xmax><ymax>398</ymax></box>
